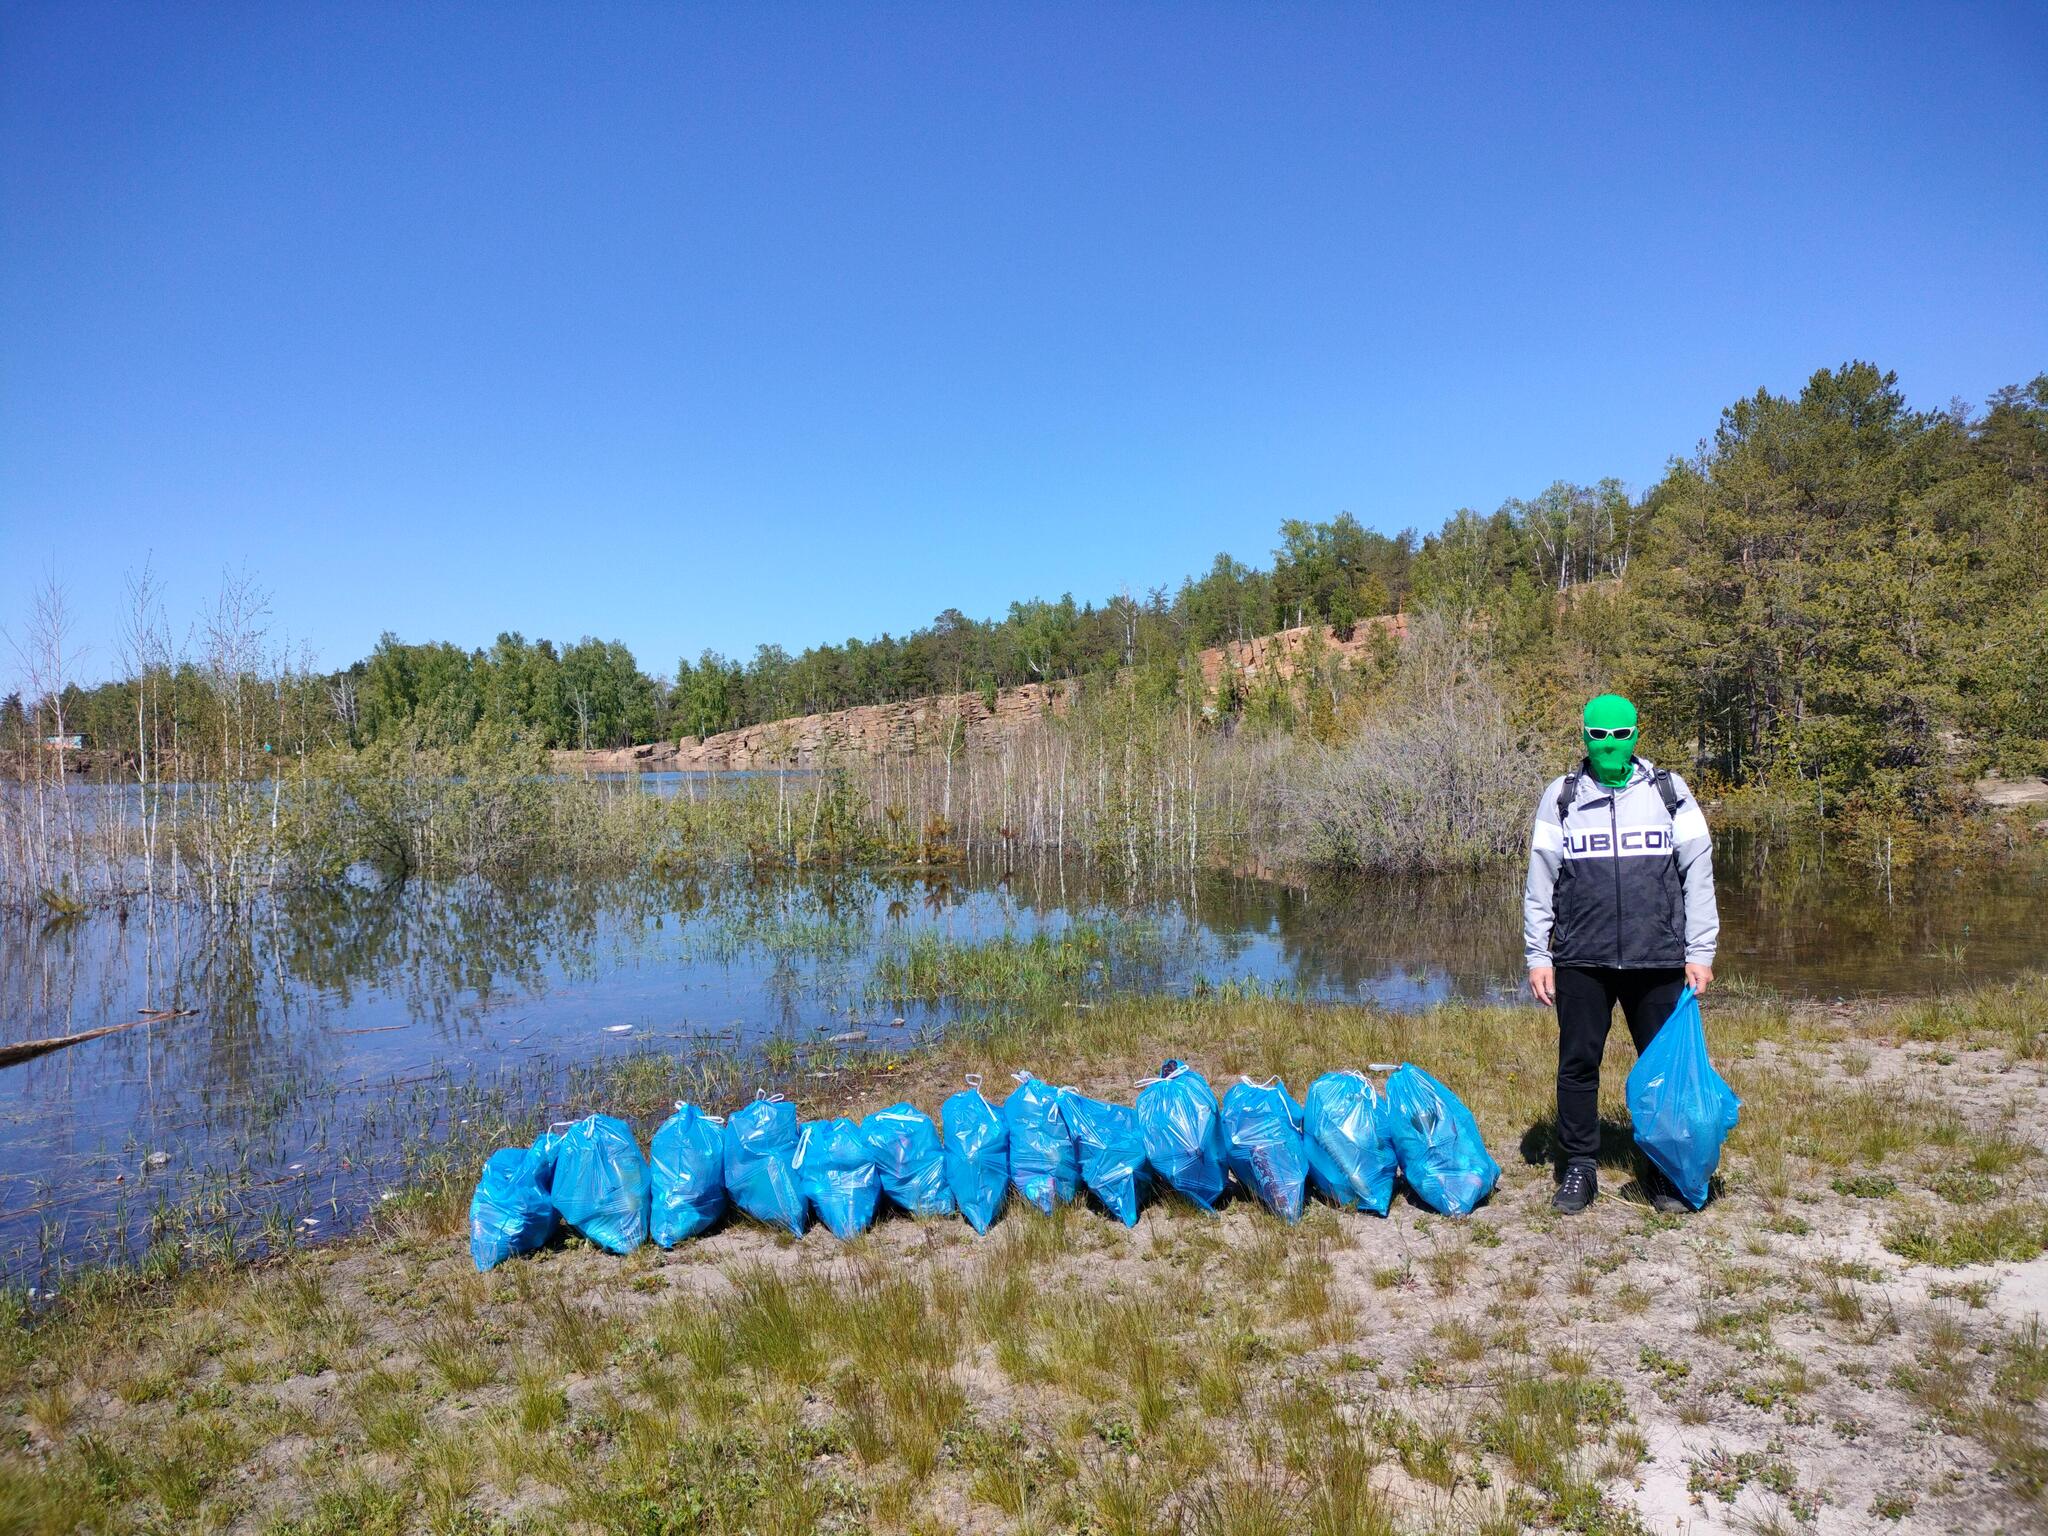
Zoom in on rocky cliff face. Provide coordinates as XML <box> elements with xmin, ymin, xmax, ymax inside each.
<box><xmin>560</xmin><ymin>679</ymin><xmax>1077</xmax><ymax>775</ymax></box>
<box><xmin>551</xmin><ymin>614</ymin><xmax>1408</xmax><ymax>775</ymax></box>
<box><xmin>1194</xmin><ymin>611</ymin><xmax>1407</xmax><ymax>692</ymax></box>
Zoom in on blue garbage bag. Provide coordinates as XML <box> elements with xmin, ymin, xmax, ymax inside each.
<box><xmin>1626</xmin><ymin>988</ymin><xmax>1741</xmax><ymax>1210</ymax></box>
<box><xmin>1002</xmin><ymin>1071</ymin><xmax>1079</xmax><ymax>1214</ymax></box>
<box><xmin>470</xmin><ymin>1147</ymin><xmax>555</xmax><ymax>1270</ymax></box>
<box><xmin>941</xmin><ymin>1078</ymin><xmax>1009</xmax><ymax>1234</ymax></box>
<box><xmin>650</xmin><ymin>1103</ymin><xmax>727</xmax><ymax>1247</ymax></box>
<box><xmin>794</xmin><ymin>1117</ymin><xmax>881</xmax><ymax>1239</ymax></box>
<box><xmin>1385</xmin><ymin>1063</ymin><xmax>1499</xmax><ymax>1215</ymax></box>
<box><xmin>1135</xmin><ymin>1060</ymin><xmax>1228</xmax><ymax>1210</ymax></box>
<box><xmin>861</xmin><ymin>1102</ymin><xmax>956</xmax><ymax>1219</ymax></box>
<box><xmin>547</xmin><ymin>1115</ymin><xmax>650</xmax><ymax>1254</ymax></box>
<box><xmin>1302</xmin><ymin>1071</ymin><xmax>1399</xmax><ymax>1215</ymax></box>
<box><xmin>1222</xmin><ymin>1078</ymin><xmax>1309</xmax><ymax>1222</ymax></box>
<box><xmin>723</xmin><ymin>1095</ymin><xmax>809</xmax><ymax>1236</ymax></box>
<box><xmin>1056</xmin><ymin>1088</ymin><xmax>1151</xmax><ymax>1227</ymax></box>
<box><xmin>530</xmin><ymin>1124</ymin><xmax>568</xmax><ymax>1191</ymax></box>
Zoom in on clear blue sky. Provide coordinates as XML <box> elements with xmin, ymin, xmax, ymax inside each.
<box><xmin>4</xmin><ymin>3</ymin><xmax>2044</xmax><ymax>686</ymax></box>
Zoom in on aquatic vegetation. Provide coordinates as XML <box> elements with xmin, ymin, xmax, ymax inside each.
<box><xmin>867</xmin><ymin>919</ymin><xmax>1171</xmax><ymax>1007</ymax></box>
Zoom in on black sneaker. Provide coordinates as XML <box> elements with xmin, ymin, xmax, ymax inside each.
<box><xmin>1553</xmin><ymin>1160</ymin><xmax>1598</xmax><ymax>1215</ymax></box>
<box><xmin>1641</xmin><ymin>1165</ymin><xmax>1690</xmax><ymax>1215</ymax></box>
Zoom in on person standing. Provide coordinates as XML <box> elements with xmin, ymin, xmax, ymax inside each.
<box><xmin>1523</xmin><ymin>694</ymin><xmax>1718</xmax><ymax>1214</ymax></box>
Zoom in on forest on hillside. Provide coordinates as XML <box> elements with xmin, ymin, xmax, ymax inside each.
<box><xmin>12</xmin><ymin>363</ymin><xmax>2048</xmax><ymax>818</ymax></box>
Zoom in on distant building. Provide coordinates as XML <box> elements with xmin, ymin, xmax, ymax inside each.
<box><xmin>43</xmin><ymin>733</ymin><xmax>86</xmax><ymax>750</ymax></box>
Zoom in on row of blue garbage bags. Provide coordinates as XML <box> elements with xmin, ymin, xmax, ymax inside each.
<box><xmin>472</xmin><ymin>991</ymin><xmax>1738</xmax><ymax>1269</ymax></box>
<box><xmin>469</xmin><ymin>1060</ymin><xmax>1510</xmax><ymax>1269</ymax></box>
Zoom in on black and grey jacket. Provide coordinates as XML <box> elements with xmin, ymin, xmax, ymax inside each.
<box><xmin>1522</xmin><ymin>757</ymin><xmax>1718</xmax><ymax>970</ymax></box>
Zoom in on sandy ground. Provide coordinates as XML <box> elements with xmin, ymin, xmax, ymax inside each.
<box><xmin>331</xmin><ymin>1037</ymin><xmax>2048</xmax><ymax>1531</ymax></box>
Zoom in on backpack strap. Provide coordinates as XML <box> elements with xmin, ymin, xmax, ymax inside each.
<box><xmin>1556</xmin><ymin>762</ymin><xmax>1585</xmax><ymax>821</ymax></box>
<box><xmin>1651</xmin><ymin>765</ymin><xmax>1680</xmax><ymax>815</ymax></box>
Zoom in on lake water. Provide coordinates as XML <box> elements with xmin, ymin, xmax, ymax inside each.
<box><xmin>3</xmin><ymin>836</ymin><xmax>2043</xmax><ymax>1284</ymax></box>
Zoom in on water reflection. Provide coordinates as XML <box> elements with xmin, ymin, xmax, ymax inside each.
<box><xmin>1</xmin><ymin>834</ymin><xmax>2041</xmax><ymax>1283</ymax></box>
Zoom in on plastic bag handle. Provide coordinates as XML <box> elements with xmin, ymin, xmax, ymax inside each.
<box><xmin>964</xmin><ymin>1072</ymin><xmax>983</xmax><ymax>1089</ymax></box>
<box><xmin>1010</xmin><ymin>1069</ymin><xmax>1063</xmax><ymax>1121</ymax></box>
<box><xmin>1237</xmin><ymin>1075</ymin><xmax>1281</xmax><ymax>1090</ymax></box>
<box><xmin>1135</xmin><ymin>1058</ymin><xmax>1189</xmax><ymax>1089</ymax></box>
<box><xmin>672</xmin><ymin>1100</ymin><xmax>727</xmax><ymax>1125</ymax></box>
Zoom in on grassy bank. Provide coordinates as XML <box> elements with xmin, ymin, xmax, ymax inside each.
<box><xmin>4</xmin><ymin>979</ymin><xmax>2048</xmax><ymax>1535</ymax></box>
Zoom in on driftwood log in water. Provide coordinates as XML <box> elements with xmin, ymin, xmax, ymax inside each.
<box><xmin>0</xmin><ymin>1009</ymin><xmax>196</xmax><ymax>1070</ymax></box>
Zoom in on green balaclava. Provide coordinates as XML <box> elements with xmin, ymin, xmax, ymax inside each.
<box><xmin>1582</xmin><ymin>694</ymin><xmax>1638</xmax><ymax>788</ymax></box>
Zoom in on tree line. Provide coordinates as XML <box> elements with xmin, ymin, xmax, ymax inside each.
<box><xmin>12</xmin><ymin>512</ymin><xmax>1437</xmax><ymax>752</ymax></box>
<box><xmin>10</xmin><ymin>363</ymin><xmax>2046</xmax><ymax>815</ymax></box>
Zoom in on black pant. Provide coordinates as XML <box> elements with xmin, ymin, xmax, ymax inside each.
<box><xmin>1554</xmin><ymin>965</ymin><xmax>1686</xmax><ymax>1164</ymax></box>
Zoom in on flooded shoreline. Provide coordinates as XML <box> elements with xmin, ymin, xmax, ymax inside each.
<box><xmin>4</xmin><ymin>837</ymin><xmax>2044</xmax><ymax>1285</ymax></box>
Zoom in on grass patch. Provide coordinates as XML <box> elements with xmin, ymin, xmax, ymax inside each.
<box><xmin>1929</xmin><ymin>1168</ymin><xmax>2001</xmax><ymax>1205</ymax></box>
<box><xmin>868</xmin><ymin>920</ymin><xmax>1163</xmax><ymax>1008</ymax></box>
<box><xmin>1883</xmin><ymin>1201</ymin><xmax>2048</xmax><ymax>1267</ymax></box>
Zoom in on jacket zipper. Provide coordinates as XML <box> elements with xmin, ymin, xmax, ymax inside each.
<box><xmin>1609</xmin><ymin>793</ymin><xmax>1623</xmax><ymax>966</ymax></box>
